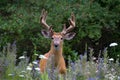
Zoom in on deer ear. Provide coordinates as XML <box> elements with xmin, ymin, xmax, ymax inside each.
<box><xmin>64</xmin><ymin>32</ymin><xmax>76</xmax><ymax>40</ymax></box>
<box><xmin>41</xmin><ymin>30</ymin><xmax>50</xmax><ymax>38</ymax></box>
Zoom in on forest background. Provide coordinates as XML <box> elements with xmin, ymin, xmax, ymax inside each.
<box><xmin>0</xmin><ymin>0</ymin><xmax>120</xmax><ymax>61</ymax></box>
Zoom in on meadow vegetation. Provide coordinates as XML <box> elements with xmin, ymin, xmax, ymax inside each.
<box><xmin>0</xmin><ymin>43</ymin><xmax>120</xmax><ymax>80</ymax></box>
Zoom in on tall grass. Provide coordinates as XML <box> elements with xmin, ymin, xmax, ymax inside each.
<box><xmin>0</xmin><ymin>43</ymin><xmax>120</xmax><ymax>80</ymax></box>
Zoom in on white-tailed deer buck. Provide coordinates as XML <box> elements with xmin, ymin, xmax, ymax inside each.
<box><xmin>39</xmin><ymin>9</ymin><xmax>76</xmax><ymax>74</ymax></box>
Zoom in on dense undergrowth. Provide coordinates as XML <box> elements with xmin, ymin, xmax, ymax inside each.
<box><xmin>0</xmin><ymin>43</ymin><xmax>120</xmax><ymax>80</ymax></box>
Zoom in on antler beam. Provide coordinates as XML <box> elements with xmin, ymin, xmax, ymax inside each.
<box><xmin>40</xmin><ymin>9</ymin><xmax>50</xmax><ymax>30</ymax></box>
<box><xmin>62</xmin><ymin>13</ymin><xmax>75</xmax><ymax>34</ymax></box>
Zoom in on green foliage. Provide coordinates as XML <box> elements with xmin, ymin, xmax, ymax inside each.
<box><xmin>0</xmin><ymin>0</ymin><xmax>120</xmax><ymax>59</ymax></box>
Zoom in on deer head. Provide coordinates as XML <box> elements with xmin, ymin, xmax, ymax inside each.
<box><xmin>40</xmin><ymin>9</ymin><xmax>76</xmax><ymax>50</ymax></box>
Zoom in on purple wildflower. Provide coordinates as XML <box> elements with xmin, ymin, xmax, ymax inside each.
<box><xmin>88</xmin><ymin>77</ymin><xmax>96</xmax><ymax>80</ymax></box>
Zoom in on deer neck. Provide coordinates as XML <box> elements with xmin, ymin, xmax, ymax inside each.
<box><xmin>49</xmin><ymin>41</ymin><xmax>63</xmax><ymax>57</ymax></box>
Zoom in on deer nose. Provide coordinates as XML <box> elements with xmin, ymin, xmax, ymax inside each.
<box><xmin>54</xmin><ymin>44</ymin><xmax>58</xmax><ymax>47</ymax></box>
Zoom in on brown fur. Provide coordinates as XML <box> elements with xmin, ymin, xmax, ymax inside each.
<box><xmin>40</xmin><ymin>33</ymin><xmax>66</xmax><ymax>74</ymax></box>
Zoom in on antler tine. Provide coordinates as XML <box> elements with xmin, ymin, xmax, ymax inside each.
<box><xmin>40</xmin><ymin>9</ymin><xmax>51</xmax><ymax>30</ymax></box>
<box><xmin>66</xmin><ymin>13</ymin><xmax>75</xmax><ymax>33</ymax></box>
<box><xmin>62</xmin><ymin>13</ymin><xmax>75</xmax><ymax>34</ymax></box>
<box><xmin>61</xmin><ymin>24</ymin><xmax>66</xmax><ymax>34</ymax></box>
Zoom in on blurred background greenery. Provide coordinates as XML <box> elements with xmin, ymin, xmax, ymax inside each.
<box><xmin>0</xmin><ymin>0</ymin><xmax>120</xmax><ymax>61</ymax></box>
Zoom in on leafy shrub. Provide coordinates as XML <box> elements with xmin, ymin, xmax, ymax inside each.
<box><xmin>0</xmin><ymin>0</ymin><xmax>120</xmax><ymax>61</ymax></box>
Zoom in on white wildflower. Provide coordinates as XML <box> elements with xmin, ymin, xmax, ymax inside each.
<box><xmin>109</xmin><ymin>58</ymin><xmax>114</xmax><ymax>61</ymax></box>
<box><xmin>28</xmin><ymin>63</ymin><xmax>32</xmax><ymax>66</ymax></box>
<box><xmin>92</xmin><ymin>57</ymin><xmax>96</xmax><ymax>60</ymax></box>
<box><xmin>118</xmin><ymin>76</ymin><xmax>120</xmax><ymax>80</ymax></box>
<box><xmin>8</xmin><ymin>73</ymin><xmax>14</xmax><ymax>76</ymax></box>
<box><xmin>96</xmin><ymin>70</ymin><xmax>98</xmax><ymax>73</ymax></box>
<box><xmin>111</xmin><ymin>68</ymin><xmax>114</xmax><ymax>72</ymax></box>
<box><xmin>21</xmin><ymin>70</ymin><xmax>26</xmax><ymax>73</ymax></box>
<box><xmin>26</xmin><ymin>66</ymin><xmax>32</xmax><ymax>71</ymax></box>
<box><xmin>39</xmin><ymin>55</ymin><xmax>48</xmax><ymax>59</ymax></box>
<box><xmin>19</xmin><ymin>56</ymin><xmax>25</xmax><ymax>59</ymax></box>
<box><xmin>19</xmin><ymin>75</ymin><xmax>25</xmax><ymax>78</ymax></box>
<box><xmin>117</xmin><ymin>55</ymin><xmax>119</xmax><ymax>57</ymax></box>
<box><xmin>32</xmin><ymin>61</ymin><xmax>38</xmax><ymax>65</ymax></box>
<box><xmin>109</xmin><ymin>42</ymin><xmax>118</xmax><ymax>47</ymax></box>
<box><xmin>34</xmin><ymin>67</ymin><xmax>40</xmax><ymax>71</ymax></box>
